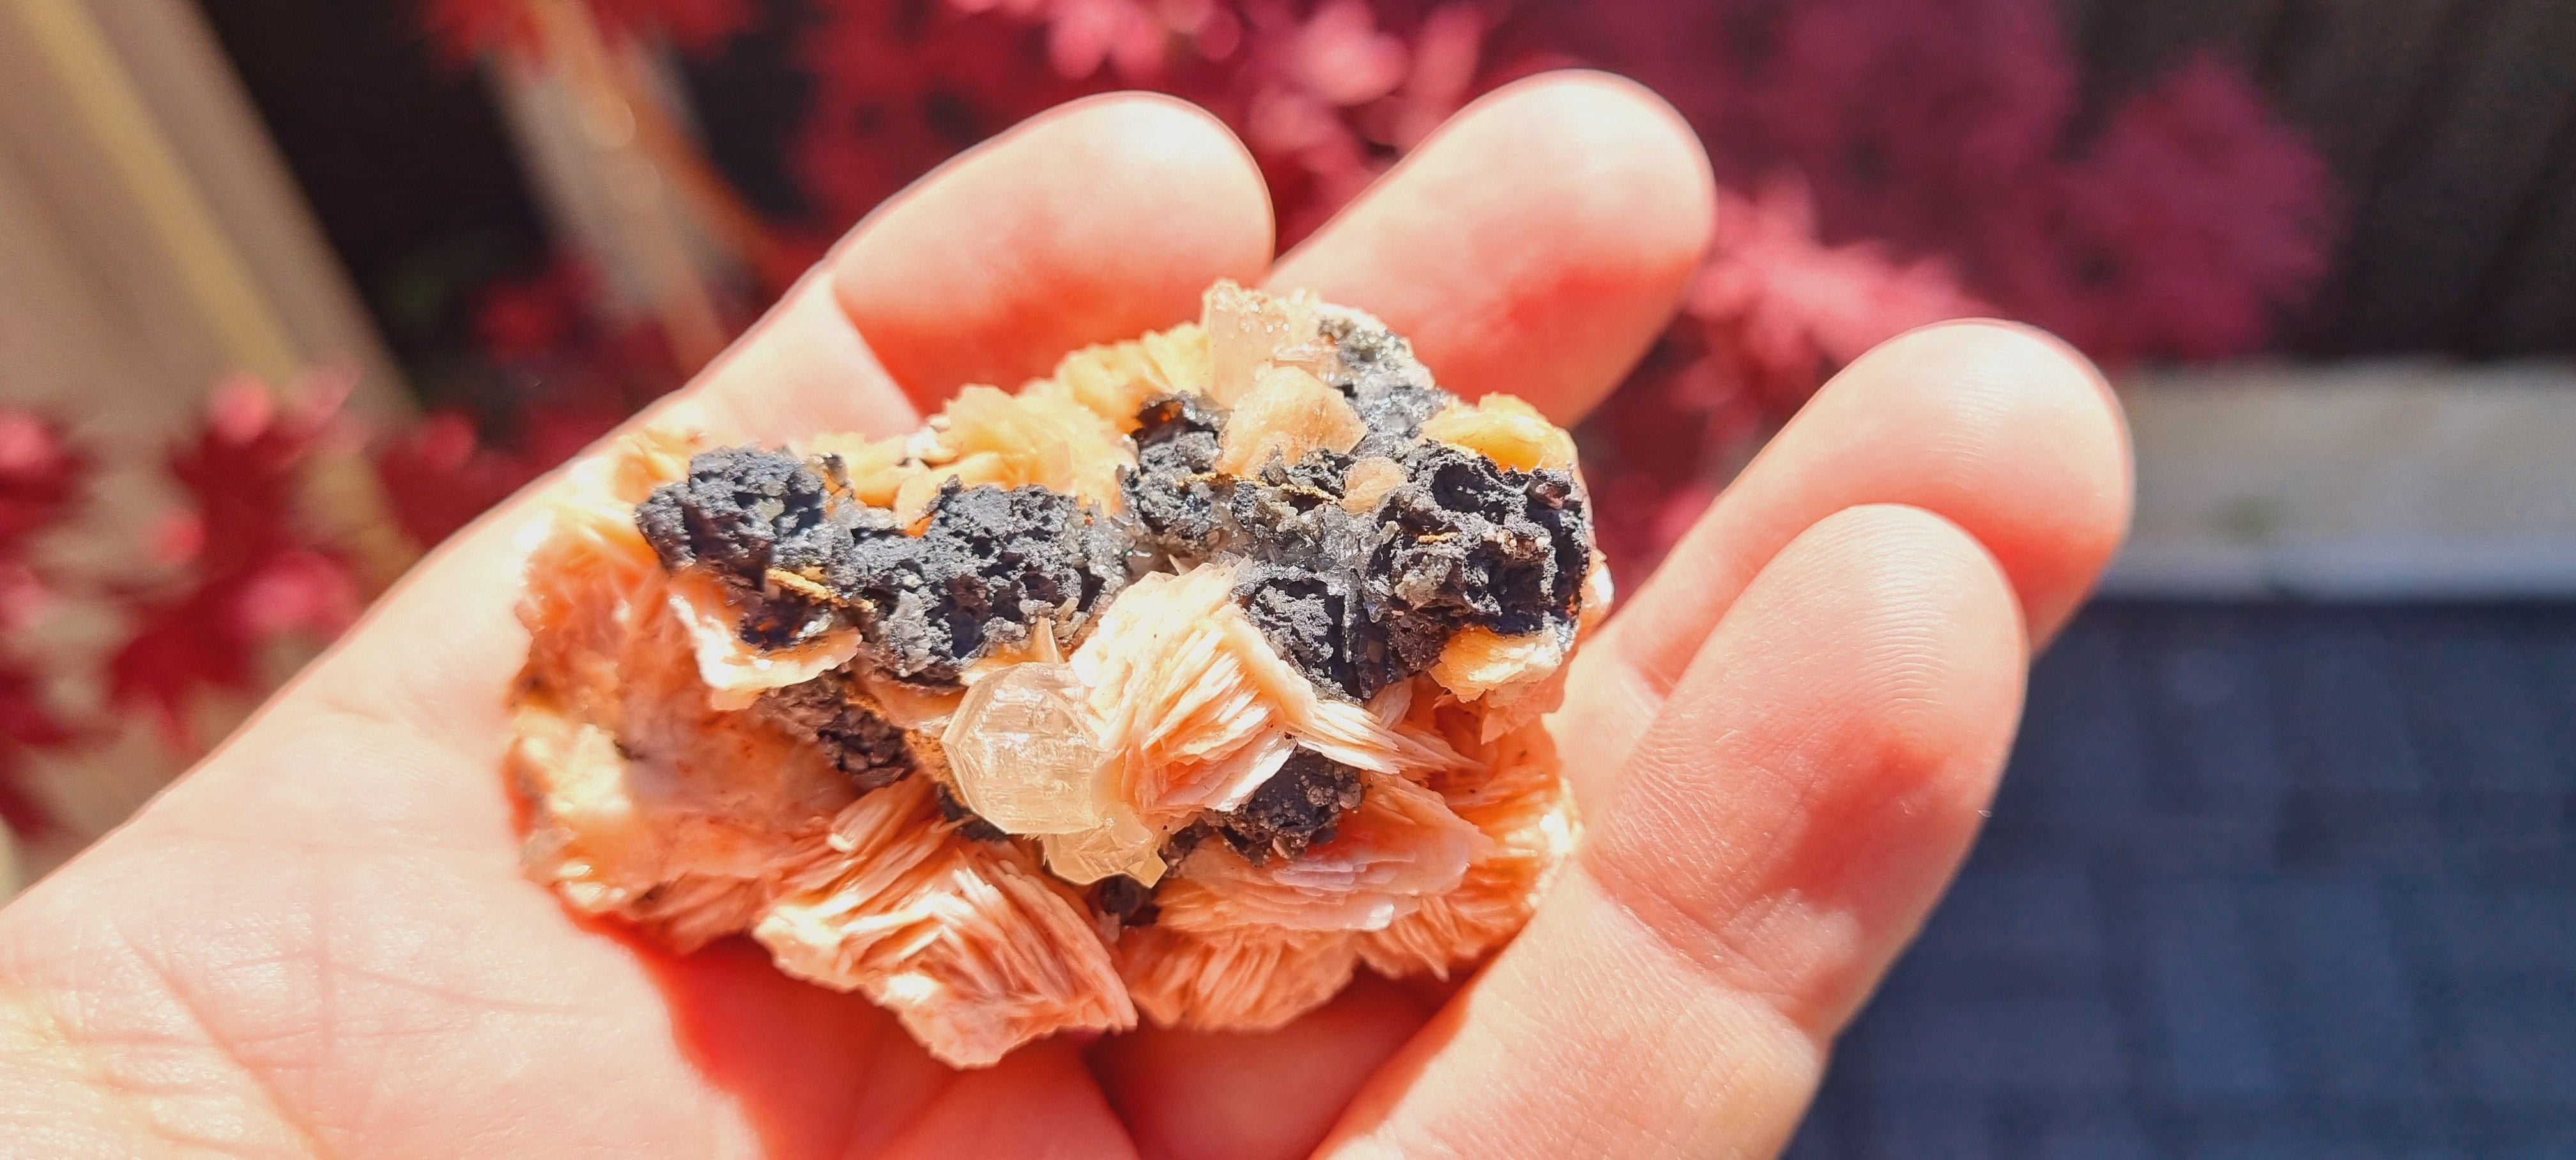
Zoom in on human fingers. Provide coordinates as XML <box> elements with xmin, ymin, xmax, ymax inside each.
<box><xmin>685</xmin><ymin>91</ymin><xmax>1272</xmax><ymax>439</ymax></box>
<box><xmin>1266</xmin><ymin>70</ymin><xmax>1715</xmax><ymax>422</ymax></box>
<box><xmin>214</xmin><ymin>91</ymin><xmax>1267</xmax><ymax>1145</ymax></box>
<box><xmin>654</xmin><ymin>91</ymin><xmax>1274</xmax><ymax>445</ymax></box>
<box><xmin>1088</xmin><ymin>74</ymin><xmax>1712</xmax><ymax>1151</ymax></box>
<box><xmin>0</xmin><ymin>93</ymin><xmax>1275</xmax><ymax>1155</ymax></box>
<box><xmin>1320</xmin><ymin>504</ymin><xmax>2027</xmax><ymax>1158</ymax></box>
<box><xmin>1087</xmin><ymin>976</ymin><xmax>1434</xmax><ymax>1160</ymax></box>
<box><xmin>828</xmin><ymin>93</ymin><xmax>1273</xmax><ymax>411</ymax></box>
<box><xmin>1556</xmin><ymin>320</ymin><xmax>2130</xmax><ymax>805</ymax></box>
<box><xmin>871</xmin><ymin>1042</ymin><xmax>1140</xmax><ymax>1160</ymax></box>
<box><xmin>174</xmin><ymin>92</ymin><xmax>1278</xmax><ymax>786</ymax></box>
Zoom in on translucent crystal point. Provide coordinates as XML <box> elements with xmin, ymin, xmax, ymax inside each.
<box><xmin>1214</xmin><ymin>365</ymin><xmax>1367</xmax><ymax>475</ymax></box>
<box><xmin>940</xmin><ymin>662</ymin><xmax>1112</xmax><ymax>834</ymax></box>
<box><xmin>1041</xmin><ymin>811</ymin><xmax>1167</xmax><ymax>886</ymax></box>
<box><xmin>1204</xmin><ymin>280</ymin><xmax>1337</xmax><ymax>404</ymax></box>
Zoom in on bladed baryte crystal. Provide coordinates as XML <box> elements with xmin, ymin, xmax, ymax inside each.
<box><xmin>507</xmin><ymin>281</ymin><xmax>1605</xmax><ymax>1067</ymax></box>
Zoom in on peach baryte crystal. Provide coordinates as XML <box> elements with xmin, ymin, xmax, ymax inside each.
<box><xmin>507</xmin><ymin>282</ymin><xmax>1606</xmax><ymax>1067</ymax></box>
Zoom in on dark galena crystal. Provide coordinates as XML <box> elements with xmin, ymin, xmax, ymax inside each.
<box><xmin>636</xmin><ymin>446</ymin><xmax>837</xmax><ymax>581</ymax></box>
<box><xmin>1370</xmin><ymin>441</ymin><xmax>1590</xmax><ymax>649</ymax></box>
<box><xmin>933</xmin><ymin>782</ymin><xmax>1008</xmax><ymax>843</ymax></box>
<box><xmin>636</xmin><ymin>447</ymin><xmax>859</xmax><ymax>648</ymax></box>
<box><xmin>1090</xmin><ymin>875</ymin><xmax>1160</xmax><ymax>927</ymax></box>
<box><xmin>832</xmin><ymin>480</ymin><xmax>1130</xmax><ymax>684</ymax></box>
<box><xmin>1235</xmin><ymin>562</ymin><xmax>1381</xmax><ymax>702</ymax></box>
<box><xmin>1201</xmin><ymin>749</ymin><xmax>1367</xmax><ymax>865</ymax></box>
<box><xmin>1193</xmin><ymin>309</ymin><xmax>1591</xmax><ymax>703</ymax></box>
<box><xmin>1121</xmin><ymin>392</ymin><xmax>1233</xmax><ymax>564</ymax></box>
<box><xmin>754</xmin><ymin>673</ymin><xmax>912</xmax><ymax>790</ymax></box>
<box><xmin>1321</xmin><ymin>310</ymin><xmax>1455</xmax><ymax>458</ymax></box>
<box><xmin>1223</xmin><ymin>443</ymin><xmax>1589</xmax><ymax>701</ymax></box>
<box><xmin>640</xmin><ymin>443</ymin><xmax>1133</xmax><ymax>684</ymax></box>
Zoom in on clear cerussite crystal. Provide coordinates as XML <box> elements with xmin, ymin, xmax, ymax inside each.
<box><xmin>1205</xmin><ymin>279</ymin><xmax>1338</xmax><ymax>402</ymax></box>
<box><xmin>939</xmin><ymin>662</ymin><xmax>1110</xmax><ymax>836</ymax></box>
<box><xmin>509</xmin><ymin>279</ymin><xmax>1602</xmax><ymax>1067</ymax></box>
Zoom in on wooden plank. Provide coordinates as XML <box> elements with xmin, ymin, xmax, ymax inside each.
<box><xmin>0</xmin><ymin>0</ymin><xmax>419</xmax><ymax>869</ymax></box>
<box><xmin>2262</xmin><ymin>0</ymin><xmax>2465</xmax><ymax>185</ymax></box>
<box><xmin>84</xmin><ymin>0</ymin><xmax>406</xmax><ymax>413</ymax></box>
<box><xmin>2324</xmin><ymin>0</ymin><xmax>2576</xmax><ymax>353</ymax></box>
<box><xmin>0</xmin><ymin>135</ymin><xmax>204</xmax><ymax>869</ymax></box>
<box><xmin>2465</xmin><ymin>108</ymin><xmax>2576</xmax><ymax>355</ymax></box>
<box><xmin>191</xmin><ymin>0</ymin><xmax>552</xmax><ymax>374</ymax></box>
<box><xmin>0</xmin><ymin>0</ymin><xmax>406</xmax><ymax>412</ymax></box>
<box><xmin>2103</xmin><ymin>361</ymin><xmax>2576</xmax><ymax>600</ymax></box>
<box><xmin>2085</xmin><ymin>0</ymin><xmax>2291</xmax><ymax>95</ymax></box>
<box><xmin>4</xmin><ymin>0</ymin><xmax>298</xmax><ymax>386</ymax></box>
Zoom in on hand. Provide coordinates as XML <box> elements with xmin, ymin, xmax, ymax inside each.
<box><xmin>0</xmin><ymin>72</ymin><xmax>2129</xmax><ymax>1159</ymax></box>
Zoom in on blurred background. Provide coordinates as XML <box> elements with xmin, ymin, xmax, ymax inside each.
<box><xmin>0</xmin><ymin>0</ymin><xmax>2568</xmax><ymax>1152</ymax></box>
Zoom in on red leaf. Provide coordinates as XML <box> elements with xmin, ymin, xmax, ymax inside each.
<box><xmin>107</xmin><ymin>378</ymin><xmax>362</xmax><ymax>748</ymax></box>
<box><xmin>0</xmin><ymin>413</ymin><xmax>84</xmax><ymax>554</ymax></box>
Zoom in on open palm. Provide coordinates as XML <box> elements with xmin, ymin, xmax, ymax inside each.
<box><xmin>0</xmin><ymin>73</ymin><xmax>2129</xmax><ymax>1159</ymax></box>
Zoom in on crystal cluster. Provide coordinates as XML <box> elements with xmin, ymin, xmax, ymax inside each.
<box><xmin>506</xmin><ymin>282</ymin><xmax>1606</xmax><ymax>1067</ymax></box>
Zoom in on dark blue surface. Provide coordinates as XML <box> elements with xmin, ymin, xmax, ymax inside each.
<box><xmin>1787</xmin><ymin>602</ymin><xmax>2576</xmax><ymax>1158</ymax></box>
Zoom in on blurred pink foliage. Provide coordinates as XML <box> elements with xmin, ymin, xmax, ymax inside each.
<box><xmin>374</xmin><ymin>261</ymin><xmax>665</xmax><ymax>546</ymax></box>
<box><xmin>2039</xmin><ymin>57</ymin><xmax>2338</xmax><ymax>363</ymax></box>
<box><xmin>1589</xmin><ymin>177</ymin><xmax>1992</xmax><ymax>579</ymax></box>
<box><xmin>788</xmin><ymin>0</ymin><xmax>1514</xmax><ymax>242</ymax></box>
<box><xmin>399</xmin><ymin>0</ymin><xmax>2336</xmax><ymax>576</ymax></box>
<box><xmin>1538</xmin><ymin>0</ymin><xmax>2334</xmax><ymax>572</ymax></box>
<box><xmin>0</xmin><ymin>415</ymin><xmax>86</xmax><ymax>833</ymax></box>
<box><xmin>108</xmin><ymin>378</ymin><xmax>364</xmax><ymax>749</ymax></box>
<box><xmin>0</xmin><ymin>1</ymin><xmax>2347</xmax><ymax>833</ymax></box>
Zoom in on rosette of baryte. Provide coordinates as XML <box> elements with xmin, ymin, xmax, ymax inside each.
<box><xmin>506</xmin><ymin>280</ymin><xmax>1606</xmax><ymax>1067</ymax></box>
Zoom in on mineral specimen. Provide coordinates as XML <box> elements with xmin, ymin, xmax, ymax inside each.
<box><xmin>507</xmin><ymin>281</ymin><xmax>1604</xmax><ymax>1067</ymax></box>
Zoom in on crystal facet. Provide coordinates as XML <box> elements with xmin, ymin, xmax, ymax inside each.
<box><xmin>1040</xmin><ymin>811</ymin><xmax>1166</xmax><ymax>886</ymax></box>
<box><xmin>940</xmin><ymin>662</ymin><xmax>1112</xmax><ymax>835</ymax></box>
<box><xmin>1203</xmin><ymin>279</ymin><xmax>1337</xmax><ymax>404</ymax></box>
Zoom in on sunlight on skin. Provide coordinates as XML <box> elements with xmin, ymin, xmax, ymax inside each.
<box><xmin>1555</xmin><ymin>319</ymin><xmax>2130</xmax><ymax>814</ymax></box>
<box><xmin>0</xmin><ymin>72</ymin><xmax>2130</xmax><ymax>1159</ymax></box>
<box><xmin>1269</xmin><ymin>73</ymin><xmax>1717</xmax><ymax>424</ymax></box>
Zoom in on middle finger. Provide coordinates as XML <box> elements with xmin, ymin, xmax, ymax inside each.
<box><xmin>1089</xmin><ymin>69</ymin><xmax>1717</xmax><ymax>1160</ymax></box>
<box><xmin>1268</xmin><ymin>70</ymin><xmax>1716</xmax><ymax>423</ymax></box>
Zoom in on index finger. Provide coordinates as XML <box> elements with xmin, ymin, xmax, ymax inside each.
<box><xmin>152</xmin><ymin>92</ymin><xmax>1278</xmax><ymax>835</ymax></box>
<box><xmin>1268</xmin><ymin>70</ymin><xmax>1716</xmax><ymax>423</ymax></box>
<box><xmin>1089</xmin><ymin>70</ymin><xmax>1717</xmax><ymax>1159</ymax></box>
<box><xmin>680</xmin><ymin>92</ymin><xmax>1275</xmax><ymax>441</ymax></box>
